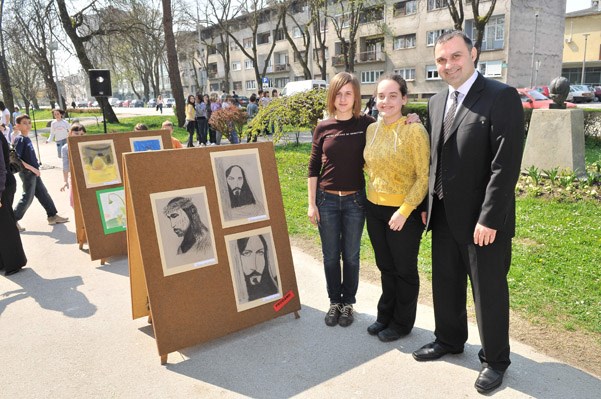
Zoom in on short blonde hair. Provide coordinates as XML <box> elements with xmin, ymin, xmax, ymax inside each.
<box><xmin>327</xmin><ymin>72</ymin><xmax>361</xmax><ymax>118</ymax></box>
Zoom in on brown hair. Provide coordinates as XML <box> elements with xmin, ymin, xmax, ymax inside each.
<box><xmin>16</xmin><ymin>114</ymin><xmax>31</xmax><ymax>124</ymax></box>
<box><xmin>327</xmin><ymin>72</ymin><xmax>361</xmax><ymax>118</ymax></box>
<box><xmin>375</xmin><ymin>74</ymin><xmax>409</xmax><ymax>97</ymax></box>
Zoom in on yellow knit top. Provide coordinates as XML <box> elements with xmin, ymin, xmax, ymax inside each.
<box><xmin>364</xmin><ymin>116</ymin><xmax>430</xmax><ymax>217</ymax></box>
<box><xmin>185</xmin><ymin>103</ymin><xmax>196</xmax><ymax>121</ymax></box>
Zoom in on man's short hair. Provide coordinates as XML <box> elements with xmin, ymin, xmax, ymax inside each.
<box><xmin>162</xmin><ymin>120</ymin><xmax>173</xmax><ymax>128</ymax></box>
<box><xmin>16</xmin><ymin>114</ymin><xmax>31</xmax><ymax>124</ymax></box>
<box><xmin>435</xmin><ymin>30</ymin><xmax>473</xmax><ymax>51</ymax></box>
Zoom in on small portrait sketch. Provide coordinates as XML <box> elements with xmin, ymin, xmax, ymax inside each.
<box><xmin>130</xmin><ymin>136</ymin><xmax>163</xmax><ymax>152</ymax></box>
<box><xmin>150</xmin><ymin>187</ymin><xmax>217</xmax><ymax>276</ymax></box>
<box><xmin>78</xmin><ymin>140</ymin><xmax>121</xmax><ymax>188</ymax></box>
<box><xmin>225</xmin><ymin>227</ymin><xmax>282</xmax><ymax>312</ymax></box>
<box><xmin>211</xmin><ymin>148</ymin><xmax>269</xmax><ymax>228</ymax></box>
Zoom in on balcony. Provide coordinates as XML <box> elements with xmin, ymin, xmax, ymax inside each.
<box><xmin>207</xmin><ymin>70</ymin><xmax>220</xmax><ymax>79</ymax></box>
<box><xmin>274</xmin><ymin>63</ymin><xmax>290</xmax><ymax>72</ymax></box>
<box><xmin>357</xmin><ymin>51</ymin><xmax>385</xmax><ymax>63</ymax></box>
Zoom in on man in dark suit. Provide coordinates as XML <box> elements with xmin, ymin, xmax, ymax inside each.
<box><xmin>412</xmin><ymin>31</ymin><xmax>524</xmax><ymax>394</ymax></box>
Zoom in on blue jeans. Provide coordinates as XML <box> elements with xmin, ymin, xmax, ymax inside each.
<box><xmin>317</xmin><ymin>188</ymin><xmax>366</xmax><ymax>304</ymax></box>
<box><xmin>14</xmin><ymin>170</ymin><xmax>58</xmax><ymax>221</ymax></box>
<box><xmin>56</xmin><ymin>139</ymin><xmax>67</xmax><ymax>158</ymax></box>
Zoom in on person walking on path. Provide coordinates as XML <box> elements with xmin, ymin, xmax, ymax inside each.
<box><xmin>185</xmin><ymin>95</ymin><xmax>197</xmax><ymax>147</ymax></box>
<box><xmin>12</xmin><ymin>114</ymin><xmax>69</xmax><ymax>232</ymax></box>
<box><xmin>46</xmin><ymin>109</ymin><xmax>70</xmax><ymax>158</ymax></box>
<box><xmin>156</xmin><ymin>95</ymin><xmax>163</xmax><ymax>114</ymax></box>
<box><xmin>411</xmin><ymin>31</ymin><xmax>524</xmax><ymax>395</ymax></box>
<box><xmin>307</xmin><ymin>72</ymin><xmax>375</xmax><ymax>328</ymax></box>
<box><xmin>195</xmin><ymin>94</ymin><xmax>208</xmax><ymax>146</ymax></box>
<box><xmin>60</xmin><ymin>123</ymin><xmax>86</xmax><ymax>207</ymax></box>
<box><xmin>0</xmin><ymin>131</ymin><xmax>28</xmax><ymax>276</ymax></box>
<box><xmin>363</xmin><ymin>74</ymin><xmax>430</xmax><ymax>343</ymax></box>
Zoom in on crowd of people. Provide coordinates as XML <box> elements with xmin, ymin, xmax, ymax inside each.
<box><xmin>0</xmin><ymin>30</ymin><xmax>525</xmax><ymax>395</ymax></box>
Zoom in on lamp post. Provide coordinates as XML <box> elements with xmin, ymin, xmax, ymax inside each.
<box><xmin>581</xmin><ymin>33</ymin><xmax>589</xmax><ymax>85</ymax></box>
<box><xmin>533</xmin><ymin>59</ymin><xmax>541</xmax><ymax>87</ymax></box>
<box><xmin>49</xmin><ymin>41</ymin><xmax>64</xmax><ymax>110</ymax></box>
<box><xmin>529</xmin><ymin>11</ymin><xmax>539</xmax><ymax>88</ymax></box>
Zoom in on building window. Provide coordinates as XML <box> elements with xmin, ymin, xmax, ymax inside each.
<box><xmin>230</xmin><ymin>42</ymin><xmax>240</xmax><ymax>52</ymax></box>
<box><xmin>243</xmin><ymin>37</ymin><xmax>253</xmax><ymax>49</ymax></box>
<box><xmin>394</xmin><ymin>68</ymin><xmax>416</xmax><ymax>81</ymax></box>
<box><xmin>360</xmin><ymin>6</ymin><xmax>384</xmax><ymax>24</ymax></box>
<box><xmin>320</xmin><ymin>17</ymin><xmax>328</xmax><ymax>32</ymax></box>
<box><xmin>427</xmin><ymin>29</ymin><xmax>451</xmax><ymax>46</ymax></box>
<box><xmin>233</xmin><ymin>81</ymin><xmax>243</xmax><ymax>91</ymax></box>
<box><xmin>393</xmin><ymin>1</ymin><xmax>417</xmax><ymax>17</ymax></box>
<box><xmin>427</xmin><ymin>0</ymin><xmax>447</xmax><ymax>11</ymax></box>
<box><xmin>293</xmin><ymin>51</ymin><xmax>306</xmax><ymax>63</ymax></box>
<box><xmin>210</xmin><ymin>83</ymin><xmax>220</xmax><ymax>91</ymax></box>
<box><xmin>426</xmin><ymin>65</ymin><xmax>440</xmax><ymax>80</ymax></box>
<box><xmin>244</xmin><ymin>59</ymin><xmax>254</xmax><ymax>70</ymax></box>
<box><xmin>207</xmin><ymin>45</ymin><xmax>217</xmax><ymax>55</ymax></box>
<box><xmin>274</xmin><ymin>28</ymin><xmax>286</xmax><ymax>42</ymax></box>
<box><xmin>246</xmin><ymin>80</ymin><xmax>257</xmax><ymax>90</ymax></box>
<box><xmin>292</xmin><ymin>26</ymin><xmax>303</xmax><ymax>38</ymax></box>
<box><xmin>393</xmin><ymin>34</ymin><xmax>416</xmax><ymax>50</ymax></box>
<box><xmin>274</xmin><ymin>77</ymin><xmax>290</xmax><ymax>88</ymax></box>
<box><xmin>361</xmin><ymin>70</ymin><xmax>384</xmax><ymax>84</ymax></box>
<box><xmin>257</xmin><ymin>32</ymin><xmax>270</xmax><ymax>45</ymax></box>
<box><xmin>232</xmin><ymin>61</ymin><xmax>241</xmax><ymax>71</ymax></box>
<box><xmin>477</xmin><ymin>60</ymin><xmax>502</xmax><ymax>77</ymax></box>
<box><xmin>466</xmin><ymin>15</ymin><xmax>505</xmax><ymax>51</ymax></box>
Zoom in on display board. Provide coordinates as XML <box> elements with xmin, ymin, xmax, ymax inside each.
<box><xmin>123</xmin><ymin>143</ymin><xmax>301</xmax><ymax>363</ymax></box>
<box><xmin>68</xmin><ymin>130</ymin><xmax>173</xmax><ymax>261</ymax></box>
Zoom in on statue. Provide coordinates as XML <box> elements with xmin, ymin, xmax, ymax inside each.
<box><xmin>548</xmin><ymin>77</ymin><xmax>570</xmax><ymax>109</ymax></box>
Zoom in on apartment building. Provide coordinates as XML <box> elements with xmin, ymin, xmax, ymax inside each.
<box><xmin>197</xmin><ymin>0</ymin><xmax>566</xmax><ymax>100</ymax></box>
<box><xmin>562</xmin><ymin>1</ymin><xmax>601</xmax><ymax>85</ymax></box>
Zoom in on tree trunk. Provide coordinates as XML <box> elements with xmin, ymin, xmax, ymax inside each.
<box><xmin>162</xmin><ymin>0</ymin><xmax>185</xmax><ymax>126</ymax></box>
<box><xmin>0</xmin><ymin>0</ymin><xmax>15</xmax><ymax>115</ymax></box>
<box><xmin>55</xmin><ymin>0</ymin><xmax>119</xmax><ymax>123</ymax></box>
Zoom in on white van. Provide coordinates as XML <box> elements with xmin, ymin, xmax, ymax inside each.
<box><xmin>281</xmin><ymin>80</ymin><xmax>327</xmax><ymax>96</ymax></box>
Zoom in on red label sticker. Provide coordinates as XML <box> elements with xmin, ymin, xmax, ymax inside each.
<box><xmin>273</xmin><ymin>290</ymin><xmax>295</xmax><ymax>312</ymax></box>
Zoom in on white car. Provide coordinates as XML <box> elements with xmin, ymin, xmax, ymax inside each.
<box><xmin>165</xmin><ymin>98</ymin><xmax>176</xmax><ymax>107</ymax></box>
<box><xmin>567</xmin><ymin>85</ymin><xmax>594</xmax><ymax>103</ymax></box>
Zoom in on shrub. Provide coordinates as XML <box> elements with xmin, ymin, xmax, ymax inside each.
<box><xmin>208</xmin><ymin>106</ymin><xmax>247</xmax><ymax>138</ymax></box>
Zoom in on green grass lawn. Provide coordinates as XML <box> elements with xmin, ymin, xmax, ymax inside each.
<box><xmin>275</xmin><ymin>141</ymin><xmax>601</xmax><ymax>336</ymax></box>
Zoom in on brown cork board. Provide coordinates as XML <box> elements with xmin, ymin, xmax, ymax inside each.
<box><xmin>68</xmin><ymin>130</ymin><xmax>173</xmax><ymax>261</ymax></box>
<box><xmin>122</xmin><ymin>142</ymin><xmax>301</xmax><ymax>359</ymax></box>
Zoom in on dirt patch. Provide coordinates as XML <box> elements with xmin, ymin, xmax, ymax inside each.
<box><xmin>290</xmin><ymin>236</ymin><xmax>601</xmax><ymax>378</ymax></box>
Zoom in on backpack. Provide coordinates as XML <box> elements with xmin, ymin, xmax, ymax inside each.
<box><xmin>8</xmin><ymin>145</ymin><xmax>24</xmax><ymax>174</ymax></box>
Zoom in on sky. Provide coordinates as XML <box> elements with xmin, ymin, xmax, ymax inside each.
<box><xmin>566</xmin><ymin>0</ymin><xmax>592</xmax><ymax>12</ymax></box>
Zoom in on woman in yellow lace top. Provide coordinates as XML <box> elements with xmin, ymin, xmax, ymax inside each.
<box><xmin>363</xmin><ymin>74</ymin><xmax>430</xmax><ymax>342</ymax></box>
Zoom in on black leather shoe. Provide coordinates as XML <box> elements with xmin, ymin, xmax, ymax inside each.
<box><xmin>377</xmin><ymin>327</ymin><xmax>404</xmax><ymax>342</ymax></box>
<box><xmin>367</xmin><ymin>321</ymin><xmax>386</xmax><ymax>335</ymax></box>
<box><xmin>475</xmin><ymin>367</ymin><xmax>505</xmax><ymax>393</ymax></box>
<box><xmin>412</xmin><ymin>341</ymin><xmax>463</xmax><ymax>361</ymax></box>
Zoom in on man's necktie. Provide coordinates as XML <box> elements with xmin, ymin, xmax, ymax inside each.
<box><xmin>434</xmin><ymin>91</ymin><xmax>459</xmax><ymax>200</ymax></box>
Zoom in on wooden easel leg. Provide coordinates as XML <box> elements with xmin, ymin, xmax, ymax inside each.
<box><xmin>147</xmin><ymin>313</ymin><xmax>153</xmax><ymax>324</ymax></box>
<box><xmin>79</xmin><ymin>241</ymin><xmax>83</xmax><ymax>250</ymax></box>
<box><xmin>160</xmin><ymin>354</ymin><xmax>168</xmax><ymax>365</ymax></box>
<box><xmin>100</xmin><ymin>258</ymin><xmax>106</xmax><ymax>265</ymax></box>
<box><xmin>294</xmin><ymin>311</ymin><xmax>300</xmax><ymax>319</ymax></box>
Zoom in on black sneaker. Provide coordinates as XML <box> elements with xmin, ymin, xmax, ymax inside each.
<box><xmin>338</xmin><ymin>304</ymin><xmax>354</xmax><ymax>327</ymax></box>
<box><xmin>324</xmin><ymin>303</ymin><xmax>342</xmax><ymax>326</ymax></box>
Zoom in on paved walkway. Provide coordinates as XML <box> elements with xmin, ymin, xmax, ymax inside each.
<box><xmin>1</xmin><ymin>141</ymin><xmax>599</xmax><ymax>398</ymax></box>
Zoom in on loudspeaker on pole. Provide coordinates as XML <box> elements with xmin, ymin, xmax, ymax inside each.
<box><xmin>89</xmin><ymin>69</ymin><xmax>112</xmax><ymax>97</ymax></box>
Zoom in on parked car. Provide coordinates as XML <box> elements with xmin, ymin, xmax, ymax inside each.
<box><xmin>567</xmin><ymin>85</ymin><xmax>594</xmax><ymax>103</ymax></box>
<box><xmin>75</xmin><ymin>100</ymin><xmax>88</xmax><ymax>107</ymax></box>
<box><xmin>236</xmin><ymin>95</ymin><xmax>249</xmax><ymax>107</ymax></box>
<box><xmin>517</xmin><ymin>88</ymin><xmax>576</xmax><ymax>109</ymax></box>
<box><xmin>130</xmin><ymin>99</ymin><xmax>144</xmax><ymax>108</ymax></box>
<box><xmin>108</xmin><ymin>97</ymin><xmax>120</xmax><ymax>106</ymax></box>
<box><xmin>593</xmin><ymin>86</ymin><xmax>601</xmax><ymax>102</ymax></box>
<box><xmin>121</xmin><ymin>99</ymin><xmax>131</xmax><ymax>107</ymax></box>
<box><xmin>532</xmin><ymin>85</ymin><xmax>549</xmax><ymax>97</ymax></box>
<box><xmin>165</xmin><ymin>98</ymin><xmax>176</xmax><ymax>107</ymax></box>
<box><xmin>92</xmin><ymin>101</ymin><xmax>99</xmax><ymax>107</ymax></box>
<box><xmin>147</xmin><ymin>98</ymin><xmax>157</xmax><ymax>108</ymax></box>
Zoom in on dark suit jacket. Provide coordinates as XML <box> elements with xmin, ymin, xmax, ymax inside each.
<box><xmin>425</xmin><ymin>73</ymin><xmax>524</xmax><ymax>243</ymax></box>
